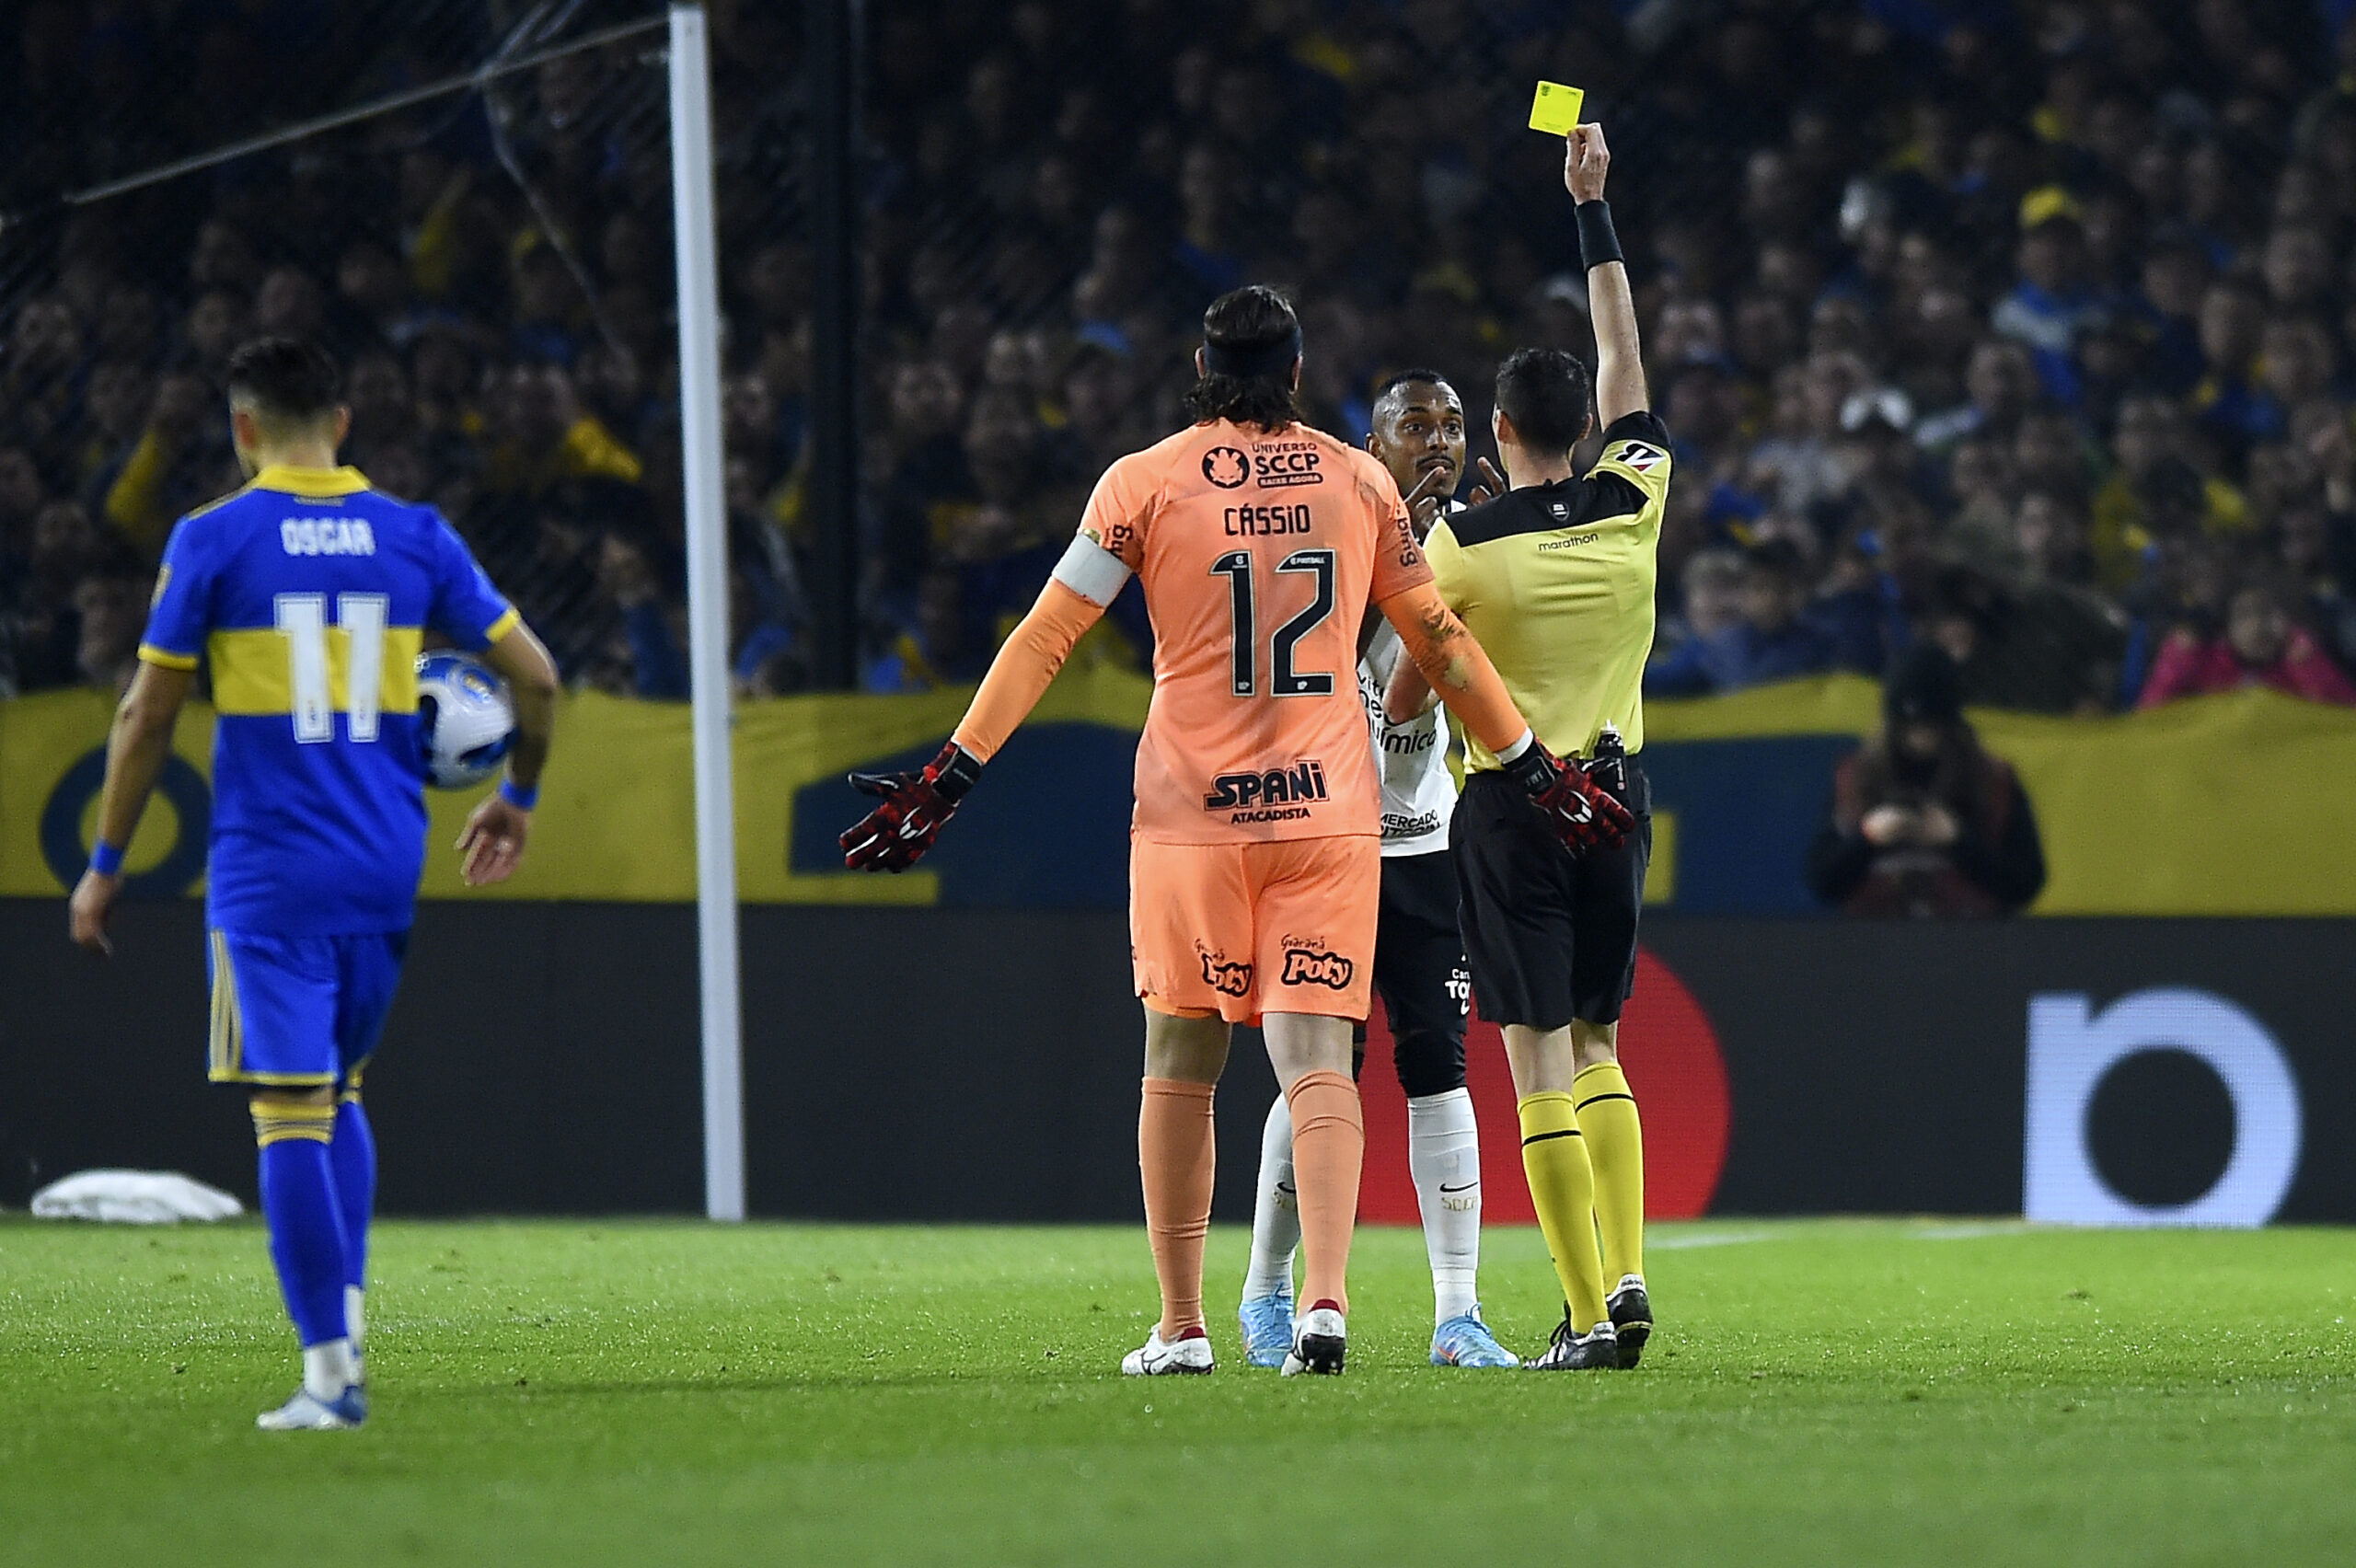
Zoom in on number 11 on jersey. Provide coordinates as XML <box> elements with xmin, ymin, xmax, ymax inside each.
<box><xmin>274</xmin><ymin>591</ymin><xmax>389</xmax><ymax>744</ymax></box>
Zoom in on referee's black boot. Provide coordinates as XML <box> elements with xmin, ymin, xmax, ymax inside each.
<box><xmin>1527</xmin><ymin>1310</ymin><xmax>1620</xmax><ymax>1370</ymax></box>
<box><xmin>1607</xmin><ymin>1275</ymin><xmax>1652</xmax><ymax>1369</ymax></box>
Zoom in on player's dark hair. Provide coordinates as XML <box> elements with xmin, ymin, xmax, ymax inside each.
<box><xmin>1184</xmin><ymin>285</ymin><xmax>1301</xmax><ymax>431</ymax></box>
<box><xmin>1374</xmin><ymin>367</ymin><xmax>1453</xmax><ymax>401</ymax></box>
<box><xmin>1372</xmin><ymin>368</ymin><xmax>1457</xmax><ymax>421</ymax></box>
<box><xmin>1494</xmin><ymin>347</ymin><xmax>1593</xmax><ymax>454</ymax></box>
<box><xmin>225</xmin><ymin>338</ymin><xmax>343</xmax><ymax>424</ymax></box>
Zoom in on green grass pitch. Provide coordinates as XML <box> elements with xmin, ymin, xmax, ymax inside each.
<box><xmin>3</xmin><ymin>1216</ymin><xmax>2351</xmax><ymax>1566</ymax></box>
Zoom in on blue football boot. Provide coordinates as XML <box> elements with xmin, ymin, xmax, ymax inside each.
<box><xmin>1429</xmin><ymin>1305</ymin><xmax>1520</xmax><ymax>1368</ymax></box>
<box><xmin>1238</xmin><ymin>1287</ymin><xmax>1296</xmax><ymax>1369</ymax></box>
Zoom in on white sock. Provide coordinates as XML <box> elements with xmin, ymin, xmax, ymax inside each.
<box><xmin>1242</xmin><ymin>1093</ymin><xmax>1300</xmax><ymax>1302</ymax></box>
<box><xmin>1407</xmin><ymin>1088</ymin><xmax>1483</xmax><ymax>1324</ymax></box>
<box><xmin>346</xmin><ymin>1286</ymin><xmax>366</xmax><ymax>1370</ymax></box>
<box><xmin>302</xmin><ymin>1338</ymin><xmax>357</xmax><ymax>1402</ymax></box>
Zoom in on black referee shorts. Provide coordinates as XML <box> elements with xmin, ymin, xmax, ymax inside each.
<box><xmin>1451</xmin><ymin>761</ymin><xmax>1652</xmax><ymax>1032</ymax></box>
<box><xmin>1349</xmin><ymin>849</ymin><xmax>1472</xmax><ymax>1099</ymax></box>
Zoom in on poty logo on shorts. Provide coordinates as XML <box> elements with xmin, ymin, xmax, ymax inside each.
<box><xmin>1204</xmin><ymin>759</ymin><xmax>1328</xmax><ymax>819</ymax></box>
<box><xmin>1197</xmin><ymin>950</ymin><xmax>1253</xmax><ymax>997</ymax></box>
<box><xmin>1203</xmin><ymin>447</ymin><xmax>1250</xmax><ymax>489</ymax></box>
<box><xmin>1279</xmin><ymin>940</ymin><xmax>1355</xmax><ymax>990</ymax></box>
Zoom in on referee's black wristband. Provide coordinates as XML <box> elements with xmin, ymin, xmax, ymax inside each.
<box><xmin>1576</xmin><ymin>200</ymin><xmax>1623</xmax><ymax>271</ymax></box>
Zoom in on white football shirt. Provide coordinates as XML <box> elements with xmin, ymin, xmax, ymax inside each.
<box><xmin>1358</xmin><ymin>495</ymin><xmax>1463</xmax><ymax>857</ymax></box>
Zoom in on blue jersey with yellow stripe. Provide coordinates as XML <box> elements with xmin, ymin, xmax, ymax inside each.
<box><xmin>138</xmin><ymin>465</ymin><xmax>517</xmax><ymax>936</ymax></box>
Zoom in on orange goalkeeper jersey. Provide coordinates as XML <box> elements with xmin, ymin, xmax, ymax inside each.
<box><xmin>1080</xmin><ymin>419</ymin><xmax>1435</xmax><ymax>845</ymax></box>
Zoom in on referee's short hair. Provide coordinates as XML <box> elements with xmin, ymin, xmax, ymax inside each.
<box><xmin>1495</xmin><ymin>347</ymin><xmax>1593</xmax><ymax>454</ymax></box>
<box><xmin>225</xmin><ymin>338</ymin><xmax>343</xmax><ymax>424</ymax></box>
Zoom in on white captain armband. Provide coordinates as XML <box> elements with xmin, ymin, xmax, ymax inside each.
<box><xmin>1051</xmin><ymin>534</ymin><xmax>1133</xmax><ymax>607</ymax></box>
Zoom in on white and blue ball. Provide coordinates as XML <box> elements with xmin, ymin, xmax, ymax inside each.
<box><xmin>416</xmin><ymin>651</ymin><xmax>516</xmax><ymax>790</ymax></box>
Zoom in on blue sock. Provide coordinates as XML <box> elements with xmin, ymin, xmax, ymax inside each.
<box><xmin>332</xmin><ymin>1098</ymin><xmax>376</xmax><ymax>1297</ymax></box>
<box><xmin>253</xmin><ymin>1101</ymin><xmax>349</xmax><ymax>1348</ymax></box>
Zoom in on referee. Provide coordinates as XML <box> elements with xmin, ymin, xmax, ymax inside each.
<box><xmin>1385</xmin><ymin>125</ymin><xmax>1668</xmax><ymax>1372</ymax></box>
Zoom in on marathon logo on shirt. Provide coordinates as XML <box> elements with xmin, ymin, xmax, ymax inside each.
<box><xmin>1223</xmin><ymin>502</ymin><xmax>1313</xmax><ymax>536</ymax></box>
<box><xmin>1279</xmin><ymin>939</ymin><xmax>1355</xmax><ymax>990</ymax></box>
<box><xmin>280</xmin><ymin>517</ymin><xmax>377</xmax><ymax>557</ymax></box>
<box><xmin>1252</xmin><ymin>441</ymin><xmax>1324</xmax><ymax>488</ymax></box>
<box><xmin>1196</xmin><ymin>947</ymin><xmax>1253</xmax><ymax>997</ymax></box>
<box><xmin>1204</xmin><ymin>758</ymin><xmax>1328</xmax><ymax>822</ymax></box>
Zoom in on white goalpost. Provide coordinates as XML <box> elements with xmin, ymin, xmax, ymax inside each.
<box><xmin>665</xmin><ymin>2</ymin><xmax>747</xmax><ymax>1224</ymax></box>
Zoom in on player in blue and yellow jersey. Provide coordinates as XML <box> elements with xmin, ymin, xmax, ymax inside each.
<box><xmin>68</xmin><ymin>339</ymin><xmax>560</xmax><ymax>1430</ymax></box>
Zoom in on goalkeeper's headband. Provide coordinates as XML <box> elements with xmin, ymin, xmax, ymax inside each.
<box><xmin>1201</xmin><ymin>327</ymin><xmax>1302</xmax><ymax>381</ymax></box>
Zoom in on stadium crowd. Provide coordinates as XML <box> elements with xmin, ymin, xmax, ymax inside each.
<box><xmin>4</xmin><ymin>0</ymin><xmax>2356</xmax><ymax>714</ymax></box>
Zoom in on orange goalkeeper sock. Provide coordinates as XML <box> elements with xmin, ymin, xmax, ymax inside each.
<box><xmin>1138</xmin><ymin>1078</ymin><xmax>1217</xmax><ymax>1339</ymax></box>
<box><xmin>1285</xmin><ymin>1069</ymin><xmax>1364</xmax><ymax>1316</ymax></box>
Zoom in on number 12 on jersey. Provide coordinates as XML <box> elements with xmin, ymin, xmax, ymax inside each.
<box><xmin>275</xmin><ymin>591</ymin><xmax>389</xmax><ymax>744</ymax></box>
<box><xmin>1211</xmin><ymin>548</ymin><xmax>1335</xmax><ymax>698</ymax></box>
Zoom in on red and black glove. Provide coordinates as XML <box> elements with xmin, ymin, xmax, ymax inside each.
<box><xmin>838</xmin><ymin>742</ymin><xmax>984</xmax><ymax>872</ymax></box>
<box><xmin>1503</xmin><ymin>738</ymin><xmax>1635</xmax><ymax>856</ymax></box>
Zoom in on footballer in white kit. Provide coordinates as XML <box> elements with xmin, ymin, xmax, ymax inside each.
<box><xmin>1238</xmin><ymin>370</ymin><xmax>1515</xmax><ymax>1369</ymax></box>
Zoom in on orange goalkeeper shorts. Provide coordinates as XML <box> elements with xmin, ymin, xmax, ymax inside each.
<box><xmin>1129</xmin><ymin>835</ymin><xmax>1380</xmax><ymax>1024</ymax></box>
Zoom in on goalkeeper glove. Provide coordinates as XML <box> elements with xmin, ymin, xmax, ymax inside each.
<box><xmin>1503</xmin><ymin>737</ymin><xmax>1635</xmax><ymax>856</ymax></box>
<box><xmin>838</xmin><ymin>742</ymin><xmax>984</xmax><ymax>872</ymax></box>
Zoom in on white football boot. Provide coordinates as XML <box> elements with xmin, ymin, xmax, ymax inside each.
<box><xmin>255</xmin><ymin>1385</ymin><xmax>367</xmax><ymax>1430</ymax></box>
<box><xmin>1280</xmin><ymin>1299</ymin><xmax>1346</xmax><ymax>1376</ymax></box>
<box><xmin>1121</xmin><ymin>1324</ymin><xmax>1215</xmax><ymax>1376</ymax></box>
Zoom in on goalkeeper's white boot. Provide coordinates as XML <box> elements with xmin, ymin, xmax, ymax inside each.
<box><xmin>1121</xmin><ymin>1323</ymin><xmax>1215</xmax><ymax>1376</ymax></box>
<box><xmin>256</xmin><ymin>1385</ymin><xmax>366</xmax><ymax>1430</ymax></box>
<box><xmin>1280</xmin><ymin>1300</ymin><xmax>1346</xmax><ymax>1376</ymax></box>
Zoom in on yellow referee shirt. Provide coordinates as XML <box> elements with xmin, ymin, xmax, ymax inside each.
<box><xmin>1424</xmin><ymin>410</ymin><xmax>1670</xmax><ymax>768</ymax></box>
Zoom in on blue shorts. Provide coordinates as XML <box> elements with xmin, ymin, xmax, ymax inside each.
<box><xmin>206</xmin><ymin>929</ymin><xmax>410</xmax><ymax>1092</ymax></box>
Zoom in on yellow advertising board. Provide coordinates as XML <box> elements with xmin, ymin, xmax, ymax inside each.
<box><xmin>4</xmin><ymin>672</ymin><xmax>2350</xmax><ymax>916</ymax></box>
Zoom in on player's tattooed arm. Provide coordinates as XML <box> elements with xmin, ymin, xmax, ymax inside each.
<box><xmin>1379</xmin><ymin>595</ymin><xmax>1451</xmax><ymax>722</ymax></box>
<box><xmin>1374</xmin><ymin>582</ymin><xmax>1528</xmax><ymax>755</ymax></box>
<box><xmin>70</xmin><ymin>662</ymin><xmax>196</xmax><ymax>953</ymax></box>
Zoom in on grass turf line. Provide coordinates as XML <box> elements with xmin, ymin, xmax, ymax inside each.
<box><xmin>1</xmin><ymin>1216</ymin><xmax>2351</xmax><ymax>1566</ymax></box>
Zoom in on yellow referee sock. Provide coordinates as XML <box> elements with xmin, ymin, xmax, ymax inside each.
<box><xmin>1518</xmin><ymin>1091</ymin><xmax>1608</xmax><ymax>1332</ymax></box>
<box><xmin>1574</xmin><ymin>1060</ymin><xmax>1645</xmax><ymax>1286</ymax></box>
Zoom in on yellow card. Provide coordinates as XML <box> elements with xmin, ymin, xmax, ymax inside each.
<box><xmin>1529</xmin><ymin>82</ymin><xmax>1584</xmax><ymax>135</ymax></box>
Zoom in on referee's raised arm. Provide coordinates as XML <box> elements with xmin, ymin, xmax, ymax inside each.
<box><xmin>1565</xmin><ymin>126</ymin><xmax>1648</xmax><ymax>427</ymax></box>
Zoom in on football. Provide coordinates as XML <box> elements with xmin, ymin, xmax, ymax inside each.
<box><xmin>415</xmin><ymin>650</ymin><xmax>516</xmax><ymax>790</ymax></box>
